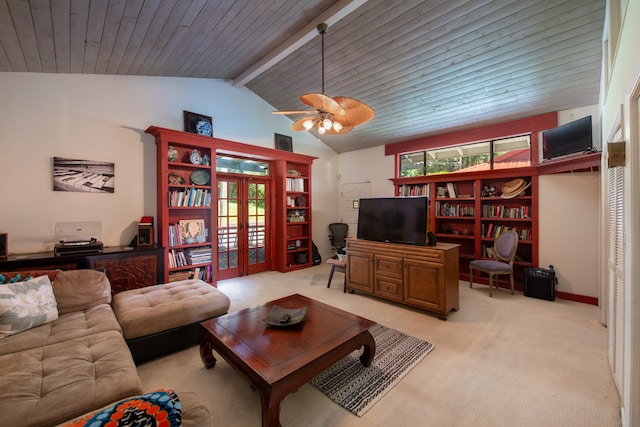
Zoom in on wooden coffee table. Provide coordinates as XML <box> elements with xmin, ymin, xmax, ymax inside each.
<box><xmin>199</xmin><ymin>293</ymin><xmax>376</xmax><ymax>427</ymax></box>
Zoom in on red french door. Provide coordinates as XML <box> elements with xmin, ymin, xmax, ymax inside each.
<box><xmin>217</xmin><ymin>176</ymin><xmax>270</xmax><ymax>279</ymax></box>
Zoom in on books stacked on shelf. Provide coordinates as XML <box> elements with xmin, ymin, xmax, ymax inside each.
<box><xmin>184</xmin><ymin>246</ymin><xmax>212</xmax><ymax>265</ymax></box>
<box><xmin>481</xmin><ymin>224</ymin><xmax>531</xmax><ymax>240</ymax></box>
<box><xmin>286</xmin><ymin>177</ymin><xmax>305</xmax><ymax>192</ymax></box>
<box><xmin>168</xmin><ymin>188</ymin><xmax>211</xmax><ymax>207</ymax></box>
<box><xmin>482</xmin><ymin>204</ymin><xmax>530</xmax><ymax>218</ymax></box>
<box><xmin>435</xmin><ymin>202</ymin><xmax>475</xmax><ymax>217</ymax></box>
<box><xmin>168</xmin><ymin>270</ymin><xmax>192</xmax><ymax>282</ymax></box>
<box><xmin>168</xmin><ymin>266</ymin><xmax>210</xmax><ymax>282</ymax></box>
<box><xmin>167</xmin><ymin>246</ymin><xmax>212</xmax><ymax>268</ymax></box>
<box><xmin>399</xmin><ymin>183</ymin><xmax>429</xmax><ymax>196</ymax></box>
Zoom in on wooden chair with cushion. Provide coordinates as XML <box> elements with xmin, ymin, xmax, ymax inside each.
<box><xmin>469</xmin><ymin>230</ymin><xmax>519</xmax><ymax>297</ymax></box>
<box><xmin>326</xmin><ymin>257</ymin><xmax>347</xmax><ymax>293</ymax></box>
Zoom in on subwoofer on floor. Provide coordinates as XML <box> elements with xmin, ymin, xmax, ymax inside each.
<box><xmin>524</xmin><ymin>266</ymin><xmax>557</xmax><ymax>301</ymax></box>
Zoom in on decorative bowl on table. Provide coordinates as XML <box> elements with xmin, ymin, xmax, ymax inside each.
<box><xmin>264</xmin><ymin>305</ymin><xmax>307</xmax><ymax>327</ymax></box>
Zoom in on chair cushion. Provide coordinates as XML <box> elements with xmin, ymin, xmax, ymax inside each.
<box><xmin>470</xmin><ymin>259</ymin><xmax>512</xmax><ymax>273</ymax></box>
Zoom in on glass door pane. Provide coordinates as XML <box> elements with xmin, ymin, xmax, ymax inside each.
<box><xmin>247</xmin><ymin>180</ymin><xmax>269</xmax><ymax>274</ymax></box>
<box><xmin>217</xmin><ymin>179</ymin><xmax>240</xmax><ymax>279</ymax></box>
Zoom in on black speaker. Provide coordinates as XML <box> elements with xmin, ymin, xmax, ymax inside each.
<box><xmin>0</xmin><ymin>233</ymin><xmax>6</xmax><ymax>258</ymax></box>
<box><xmin>427</xmin><ymin>232</ymin><xmax>437</xmax><ymax>246</ymax></box>
<box><xmin>137</xmin><ymin>226</ymin><xmax>154</xmax><ymax>246</ymax></box>
<box><xmin>524</xmin><ymin>267</ymin><xmax>557</xmax><ymax>301</ymax></box>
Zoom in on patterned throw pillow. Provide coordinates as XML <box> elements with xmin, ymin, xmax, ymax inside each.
<box><xmin>0</xmin><ymin>275</ymin><xmax>58</xmax><ymax>339</ymax></box>
<box><xmin>63</xmin><ymin>389</ymin><xmax>182</xmax><ymax>427</ymax></box>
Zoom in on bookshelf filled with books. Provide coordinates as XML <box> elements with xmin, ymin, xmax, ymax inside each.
<box><xmin>149</xmin><ymin>128</ymin><xmax>215</xmax><ymax>284</ymax></box>
<box><xmin>275</xmin><ymin>160</ymin><xmax>313</xmax><ymax>272</ymax></box>
<box><xmin>391</xmin><ymin>171</ymin><xmax>538</xmax><ymax>286</ymax></box>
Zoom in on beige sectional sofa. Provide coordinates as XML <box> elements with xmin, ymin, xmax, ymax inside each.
<box><xmin>0</xmin><ymin>269</ymin><xmax>226</xmax><ymax>427</ymax></box>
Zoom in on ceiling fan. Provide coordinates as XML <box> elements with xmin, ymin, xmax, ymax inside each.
<box><xmin>273</xmin><ymin>23</ymin><xmax>374</xmax><ymax>135</ymax></box>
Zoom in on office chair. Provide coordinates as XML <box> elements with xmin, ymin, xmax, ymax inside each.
<box><xmin>469</xmin><ymin>230</ymin><xmax>519</xmax><ymax>297</ymax></box>
<box><xmin>328</xmin><ymin>223</ymin><xmax>348</xmax><ymax>256</ymax></box>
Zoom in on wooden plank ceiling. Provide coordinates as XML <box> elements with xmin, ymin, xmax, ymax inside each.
<box><xmin>0</xmin><ymin>0</ymin><xmax>605</xmax><ymax>153</ymax></box>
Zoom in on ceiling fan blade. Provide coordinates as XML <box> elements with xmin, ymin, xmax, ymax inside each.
<box><xmin>272</xmin><ymin>110</ymin><xmax>316</xmax><ymax>115</ymax></box>
<box><xmin>332</xmin><ymin>96</ymin><xmax>375</xmax><ymax>127</ymax></box>
<box><xmin>300</xmin><ymin>93</ymin><xmax>344</xmax><ymax>116</ymax></box>
<box><xmin>324</xmin><ymin>125</ymin><xmax>353</xmax><ymax>135</ymax></box>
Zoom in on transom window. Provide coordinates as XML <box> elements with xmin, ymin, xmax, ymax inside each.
<box><xmin>216</xmin><ymin>156</ymin><xmax>269</xmax><ymax>176</ymax></box>
<box><xmin>399</xmin><ymin>135</ymin><xmax>531</xmax><ymax>177</ymax></box>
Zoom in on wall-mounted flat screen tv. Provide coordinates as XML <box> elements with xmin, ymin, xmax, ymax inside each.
<box><xmin>356</xmin><ymin>197</ymin><xmax>428</xmax><ymax>246</ymax></box>
<box><xmin>542</xmin><ymin>115</ymin><xmax>593</xmax><ymax>160</ymax></box>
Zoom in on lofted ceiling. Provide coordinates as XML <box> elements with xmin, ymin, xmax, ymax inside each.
<box><xmin>0</xmin><ymin>0</ymin><xmax>605</xmax><ymax>153</ymax></box>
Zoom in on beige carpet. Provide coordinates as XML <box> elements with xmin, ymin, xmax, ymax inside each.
<box><xmin>137</xmin><ymin>264</ymin><xmax>621</xmax><ymax>427</ymax></box>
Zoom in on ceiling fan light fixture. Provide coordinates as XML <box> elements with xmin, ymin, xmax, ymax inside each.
<box><xmin>303</xmin><ymin>119</ymin><xmax>314</xmax><ymax>130</ymax></box>
<box><xmin>274</xmin><ymin>23</ymin><xmax>374</xmax><ymax>136</ymax></box>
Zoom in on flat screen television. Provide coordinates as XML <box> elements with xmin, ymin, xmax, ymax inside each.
<box><xmin>542</xmin><ymin>115</ymin><xmax>593</xmax><ymax>160</ymax></box>
<box><xmin>356</xmin><ymin>196</ymin><xmax>428</xmax><ymax>246</ymax></box>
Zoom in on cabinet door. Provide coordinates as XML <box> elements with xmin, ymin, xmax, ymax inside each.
<box><xmin>347</xmin><ymin>250</ymin><xmax>374</xmax><ymax>293</ymax></box>
<box><xmin>86</xmin><ymin>250</ymin><xmax>162</xmax><ymax>294</ymax></box>
<box><xmin>403</xmin><ymin>258</ymin><xmax>445</xmax><ymax>313</ymax></box>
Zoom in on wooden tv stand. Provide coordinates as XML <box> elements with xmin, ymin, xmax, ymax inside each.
<box><xmin>345</xmin><ymin>238</ymin><xmax>460</xmax><ymax>320</ymax></box>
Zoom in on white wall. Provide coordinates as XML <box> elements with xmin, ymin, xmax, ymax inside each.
<box><xmin>536</xmin><ymin>105</ymin><xmax>601</xmax><ymax>299</ymax></box>
<box><xmin>0</xmin><ymin>73</ymin><xmax>339</xmax><ymax>258</ymax></box>
<box><xmin>538</xmin><ymin>172</ymin><xmax>600</xmax><ymax>297</ymax></box>
<box><xmin>599</xmin><ymin>1</ymin><xmax>640</xmax><ymax>425</ymax></box>
<box><xmin>337</xmin><ymin>145</ymin><xmax>395</xmax><ymax>197</ymax></box>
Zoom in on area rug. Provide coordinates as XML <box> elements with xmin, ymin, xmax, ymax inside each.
<box><xmin>311</xmin><ymin>324</ymin><xmax>435</xmax><ymax>416</ymax></box>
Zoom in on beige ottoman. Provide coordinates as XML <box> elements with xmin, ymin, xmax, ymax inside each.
<box><xmin>112</xmin><ymin>279</ymin><xmax>230</xmax><ymax>363</ymax></box>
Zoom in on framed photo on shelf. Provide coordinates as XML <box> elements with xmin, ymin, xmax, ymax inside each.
<box><xmin>178</xmin><ymin>219</ymin><xmax>207</xmax><ymax>244</ymax></box>
<box><xmin>183</xmin><ymin>111</ymin><xmax>213</xmax><ymax>136</ymax></box>
<box><xmin>274</xmin><ymin>133</ymin><xmax>293</xmax><ymax>152</ymax></box>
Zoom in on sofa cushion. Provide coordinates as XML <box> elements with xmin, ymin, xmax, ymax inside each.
<box><xmin>0</xmin><ymin>275</ymin><xmax>58</xmax><ymax>339</ymax></box>
<box><xmin>53</xmin><ymin>270</ymin><xmax>112</xmax><ymax>315</ymax></box>
<box><xmin>61</xmin><ymin>389</ymin><xmax>182</xmax><ymax>427</ymax></box>
<box><xmin>0</xmin><ymin>330</ymin><xmax>143</xmax><ymax>427</ymax></box>
<box><xmin>0</xmin><ymin>303</ymin><xmax>122</xmax><ymax>355</ymax></box>
<box><xmin>112</xmin><ymin>279</ymin><xmax>230</xmax><ymax>340</ymax></box>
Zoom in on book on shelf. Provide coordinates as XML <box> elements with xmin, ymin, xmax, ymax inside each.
<box><xmin>446</xmin><ymin>183</ymin><xmax>457</xmax><ymax>198</ymax></box>
<box><xmin>169</xmin><ymin>188</ymin><xmax>211</xmax><ymax>207</ymax></box>
<box><xmin>399</xmin><ymin>183</ymin><xmax>429</xmax><ymax>197</ymax></box>
<box><xmin>482</xmin><ymin>224</ymin><xmax>531</xmax><ymax>240</ymax></box>
<box><xmin>286</xmin><ymin>177</ymin><xmax>305</xmax><ymax>192</ymax></box>
<box><xmin>167</xmin><ymin>265</ymin><xmax>211</xmax><ymax>282</ymax></box>
<box><xmin>139</xmin><ymin>216</ymin><xmax>154</xmax><ymax>226</ymax></box>
<box><xmin>184</xmin><ymin>246</ymin><xmax>212</xmax><ymax>265</ymax></box>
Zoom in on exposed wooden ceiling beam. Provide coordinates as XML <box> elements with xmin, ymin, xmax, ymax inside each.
<box><xmin>232</xmin><ymin>0</ymin><xmax>368</xmax><ymax>88</ymax></box>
